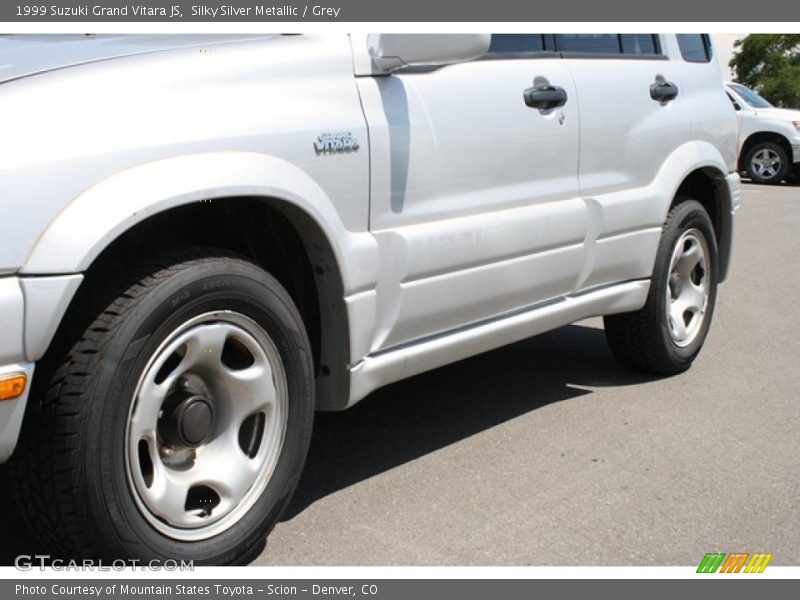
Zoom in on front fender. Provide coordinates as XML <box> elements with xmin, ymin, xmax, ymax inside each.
<box><xmin>22</xmin><ymin>151</ymin><xmax>378</xmax><ymax>294</ymax></box>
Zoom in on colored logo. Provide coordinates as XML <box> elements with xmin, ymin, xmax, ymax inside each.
<box><xmin>697</xmin><ymin>552</ymin><xmax>773</xmax><ymax>573</ymax></box>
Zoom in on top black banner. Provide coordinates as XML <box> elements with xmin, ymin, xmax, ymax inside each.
<box><xmin>1</xmin><ymin>0</ymin><xmax>798</xmax><ymax>22</ymax></box>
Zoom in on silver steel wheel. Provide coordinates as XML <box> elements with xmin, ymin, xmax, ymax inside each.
<box><xmin>125</xmin><ymin>311</ymin><xmax>288</xmax><ymax>541</ymax></box>
<box><xmin>750</xmin><ymin>147</ymin><xmax>782</xmax><ymax>179</ymax></box>
<box><xmin>665</xmin><ymin>229</ymin><xmax>710</xmax><ymax>348</ymax></box>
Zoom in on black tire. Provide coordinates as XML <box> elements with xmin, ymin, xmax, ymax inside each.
<box><xmin>604</xmin><ymin>199</ymin><xmax>718</xmax><ymax>375</ymax></box>
<box><xmin>744</xmin><ymin>141</ymin><xmax>789</xmax><ymax>185</ymax></box>
<box><xmin>10</xmin><ymin>246</ymin><xmax>314</xmax><ymax>564</ymax></box>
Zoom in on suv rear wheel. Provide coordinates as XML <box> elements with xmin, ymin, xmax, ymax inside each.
<box><xmin>604</xmin><ymin>199</ymin><xmax>718</xmax><ymax>375</ymax></box>
<box><xmin>11</xmin><ymin>246</ymin><xmax>314</xmax><ymax>564</ymax></box>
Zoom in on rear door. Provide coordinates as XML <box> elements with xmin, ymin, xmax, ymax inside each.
<box><xmin>356</xmin><ymin>34</ymin><xmax>586</xmax><ymax>352</ymax></box>
<box><xmin>560</xmin><ymin>34</ymin><xmax>691</xmax><ymax>291</ymax></box>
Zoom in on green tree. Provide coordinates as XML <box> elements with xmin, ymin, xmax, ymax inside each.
<box><xmin>729</xmin><ymin>34</ymin><xmax>800</xmax><ymax>107</ymax></box>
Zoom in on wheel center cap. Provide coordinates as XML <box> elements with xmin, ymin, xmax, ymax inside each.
<box><xmin>160</xmin><ymin>392</ymin><xmax>214</xmax><ymax>448</ymax></box>
<box><xmin>179</xmin><ymin>397</ymin><xmax>214</xmax><ymax>446</ymax></box>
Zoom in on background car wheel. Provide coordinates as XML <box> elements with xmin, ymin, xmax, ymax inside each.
<box><xmin>604</xmin><ymin>199</ymin><xmax>718</xmax><ymax>375</ymax></box>
<box><xmin>744</xmin><ymin>141</ymin><xmax>789</xmax><ymax>185</ymax></box>
<box><xmin>10</xmin><ymin>246</ymin><xmax>314</xmax><ymax>564</ymax></box>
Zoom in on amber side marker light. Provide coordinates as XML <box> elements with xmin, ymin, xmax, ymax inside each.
<box><xmin>0</xmin><ymin>373</ymin><xmax>27</xmax><ymax>401</ymax></box>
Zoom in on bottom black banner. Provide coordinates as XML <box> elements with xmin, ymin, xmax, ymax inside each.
<box><xmin>2</xmin><ymin>579</ymin><xmax>796</xmax><ymax>600</ymax></box>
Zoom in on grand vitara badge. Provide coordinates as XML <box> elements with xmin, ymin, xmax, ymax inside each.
<box><xmin>314</xmin><ymin>131</ymin><xmax>360</xmax><ymax>154</ymax></box>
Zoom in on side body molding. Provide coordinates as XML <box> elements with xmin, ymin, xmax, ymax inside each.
<box><xmin>346</xmin><ymin>140</ymin><xmax>738</xmax><ymax>405</ymax></box>
<box><xmin>18</xmin><ymin>146</ymin><xmax>736</xmax><ymax>410</ymax></box>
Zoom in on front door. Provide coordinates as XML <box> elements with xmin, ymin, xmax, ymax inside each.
<box><xmin>356</xmin><ymin>34</ymin><xmax>586</xmax><ymax>352</ymax></box>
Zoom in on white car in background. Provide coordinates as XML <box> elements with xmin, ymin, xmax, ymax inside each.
<box><xmin>725</xmin><ymin>81</ymin><xmax>800</xmax><ymax>184</ymax></box>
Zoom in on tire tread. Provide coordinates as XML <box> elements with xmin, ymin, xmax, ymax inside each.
<box><xmin>10</xmin><ymin>246</ymin><xmax>268</xmax><ymax>559</ymax></box>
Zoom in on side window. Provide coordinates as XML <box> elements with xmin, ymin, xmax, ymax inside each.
<box><xmin>486</xmin><ymin>34</ymin><xmax>662</xmax><ymax>59</ymax></box>
<box><xmin>677</xmin><ymin>34</ymin><xmax>713</xmax><ymax>63</ymax></box>
<box><xmin>485</xmin><ymin>34</ymin><xmax>555</xmax><ymax>57</ymax></box>
<box><xmin>555</xmin><ymin>34</ymin><xmax>621</xmax><ymax>54</ymax></box>
<box><xmin>488</xmin><ymin>34</ymin><xmax>545</xmax><ymax>54</ymax></box>
<box><xmin>553</xmin><ymin>34</ymin><xmax>662</xmax><ymax>56</ymax></box>
<box><xmin>620</xmin><ymin>34</ymin><xmax>659</xmax><ymax>55</ymax></box>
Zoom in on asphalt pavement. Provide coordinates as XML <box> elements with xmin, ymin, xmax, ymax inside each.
<box><xmin>2</xmin><ymin>181</ymin><xmax>798</xmax><ymax>566</ymax></box>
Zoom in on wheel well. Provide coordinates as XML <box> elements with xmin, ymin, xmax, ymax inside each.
<box><xmin>79</xmin><ymin>197</ymin><xmax>350</xmax><ymax>410</ymax></box>
<box><xmin>739</xmin><ymin>131</ymin><xmax>792</xmax><ymax>170</ymax></box>
<box><xmin>673</xmin><ymin>167</ymin><xmax>733</xmax><ymax>281</ymax></box>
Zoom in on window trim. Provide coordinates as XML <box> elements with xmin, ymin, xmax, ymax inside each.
<box><xmin>559</xmin><ymin>51</ymin><xmax>668</xmax><ymax>61</ymax></box>
<box><xmin>480</xmin><ymin>50</ymin><xmax>560</xmax><ymax>61</ymax></box>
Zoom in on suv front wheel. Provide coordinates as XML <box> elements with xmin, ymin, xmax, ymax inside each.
<box><xmin>12</xmin><ymin>246</ymin><xmax>314</xmax><ymax>564</ymax></box>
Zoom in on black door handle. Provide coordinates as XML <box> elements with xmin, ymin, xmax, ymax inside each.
<box><xmin>523</xmin><ymin>85</ymin><xmax>568</xmax><ymax>110</ymax></box>
<box><xmin>650</xmin><ymin>81</ymin><xmax>679</xmax><ymax>102</ymax></box>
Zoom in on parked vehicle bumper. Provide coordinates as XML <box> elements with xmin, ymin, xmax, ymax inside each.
<box><xmin>792</xmin><ymin>142</ymin><xmax>800</xmax><ymax>164</ymax></box>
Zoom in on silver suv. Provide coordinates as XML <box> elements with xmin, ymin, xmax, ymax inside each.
<box><xmin>0</xmin><ymin>33</ymin><xmax>738</xmax><ymax>563</ymax></box>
